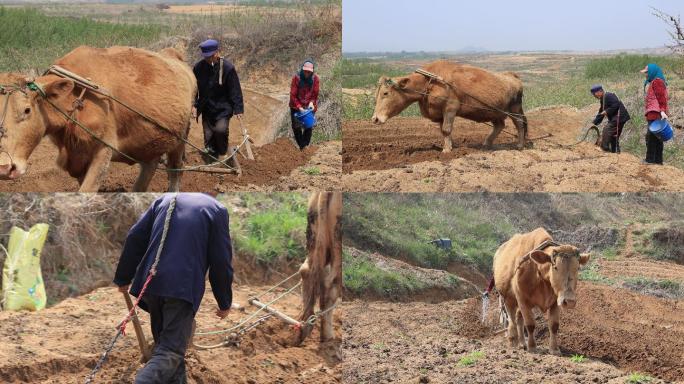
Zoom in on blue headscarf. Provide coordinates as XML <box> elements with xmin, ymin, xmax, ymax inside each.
<box><xmin>298</xmin><ymin>60</ymin><xmax>315</xmax><ymax>88</ymax></box>
<box><xmin>644</xmin><ymin>63</ymin><xmax>667</xmax><ymax>89</ymax></box>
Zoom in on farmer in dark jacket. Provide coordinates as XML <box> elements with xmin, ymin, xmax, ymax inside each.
<box><xmin>193</xmin><ymin>39</ymin><xmax>244</xmax><ymax>164</ymax></box>
<box><xmin>591</xmin><ymin>85</ymin><xmax>631</xmax><ymax>153</ymax></box>
<box><xmin>114</xmin><ymin>193</ymin><xmax>233</xmax><ymax>384</ymax></box>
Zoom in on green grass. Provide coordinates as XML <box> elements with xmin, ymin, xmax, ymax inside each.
<box><xmin>343</xmin><ymin>194</ymin><xmax>515</xmax><ymax>272</ymax></box>
<box><xmin>303</xmin><ymin>167</ymin><xmax>321</xmax><ymax>175</ymax></box>
<box><xmin>343</xmin><ymin>249</ymin><xmax>427</xmax><ymax>297</ymax></box>
<box><xmin>633</xmin><ymin>223</ymin><xmax>684</xmax><ymax>263</ymax></box>
<box><xmin>570</xmin><ymin>354</ymin><xmax>586</xmax><ymax>363</ymax></box>
<box><xmin>579</xmin><ymin>259</ymin><xmax>613</xmax><ymax>284</ymax></box>
<box><xmin>625</xmin><ymin>372</ymin><xmax>653</xmax><ymax>384</ymax></box>
<box><xmin>231</xmin><ymin>193</ymin><xmax>308</xmax><ymax>265</ymax></box>
<box><xmin>0</xmin><ymin>7</ymin><xmax>167</xmax><ymax>72</ymax></box>
<box><xmin>585</xmin><ymin>54</ymin><xmax>684</xmax><ymax>80</ymax></box>
<box><xmin>622</xmin><ymin>277</ymin><xmax>683</xmax><ymax>298</ymax></box>
<box><xmin>457</xmin><ymin>351</ymin><xmax>485</xmax><ymax>367</ymax></box>
<box><xmin>341</xmin><ymin>58</ymin><xmax>410</xmax><ymax>89</ymax></box>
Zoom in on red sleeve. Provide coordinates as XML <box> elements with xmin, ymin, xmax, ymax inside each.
<box><xmin>312</xmin><ymin>75</ymin><xmax>320</xmax><ymax>111</ymax></box>
<box><xmin>652</xmin><ymin>79</ymin><xmax>668</xmax><ymax>113</ymax></box>
<box><xmin>290</xmin><ymin>76</ymin><xmax>302</xmax><ymax>109</ymax></box>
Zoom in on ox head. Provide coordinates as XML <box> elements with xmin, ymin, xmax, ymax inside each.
<box><xmin>530</xmin><ymin>244</ymin><xmax>590</xmax><ymax>310</ymax></box>
<box><xmin>371</xmin><ymin>76</ymin><xmax>416</xmax><ymax>124</ymax></box>
<box><xmin>0</xmin><ymin>75</ymin><xmax>75</xmax><ymax>180</ymax></box>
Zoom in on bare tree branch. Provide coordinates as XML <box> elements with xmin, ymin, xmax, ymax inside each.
<box><xmin>651</xmin><ymin>7</ymin><xmax>684</xmax><ymax>54</ymax></box>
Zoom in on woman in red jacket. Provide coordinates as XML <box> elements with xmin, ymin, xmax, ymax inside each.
<box><xmin>641</xmin><ymin>63</ymin><xmax>669</xmax><ymax>165</ymax></box>
<box><xmin>289</xmin><ymin>60</ymin><xmax>320</xmax><ymax>150</ymax></box>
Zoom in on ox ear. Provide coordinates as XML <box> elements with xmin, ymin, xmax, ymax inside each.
<box><xmin>44</xmin><ymin>78</ymin><xmax>75</xmax><ymax>99</ymax></box>
<box><xmin>579</xmin><ymin>253</ymin><xmax>590</xmax><ymax>266</ymax></box>
<box><xmin>529</xmin><ymin>250</ymin><xmax>552</xmax><ymax>265</ymax></box>
<box><xmin>396</xmin><ymin>77</ymin><xmax>410</xmax><ymax>89</ymax></box>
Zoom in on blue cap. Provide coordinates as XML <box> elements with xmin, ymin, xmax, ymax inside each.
<box><xmin>590</xmin><ymin>84</ymin><xmax>603</xmax><ymax>94</ymax></box>
<box><xmin>199</xmin><ymin>39</ymin><xmax>219</xmax><ymax>58</ymax></box>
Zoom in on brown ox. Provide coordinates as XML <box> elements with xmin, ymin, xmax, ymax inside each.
<box><xmin>298</xmin><ymin>191</ymin><xmax>342</xmax><ymax>343</ymax></box>
<box><xmin>0</xmin><ymin>46</ymin><xmax>196</xmax><ymax>192</ymax></box>
<box><xmin>493</xmin><ymin>228</ymin><xmax>589</xmax><ymax>355</ymax></box>
<box><xmin>372</xmin><ymin>60</ymin><xmax>528</xmax><ymax>152</ymax></box>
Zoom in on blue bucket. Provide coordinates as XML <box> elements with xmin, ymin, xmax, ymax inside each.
<box><xmin>649</xmin><ymin>119</ymin><xmax>674</xmax><ymax>141</ymax></box>
<box><xmin>294</xmin><ymin>109</ymin><xmax>316</xmax><ymax>129</ymax></box>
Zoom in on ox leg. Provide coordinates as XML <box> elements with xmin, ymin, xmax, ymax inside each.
<box><xmin>503</xmin><ymin>299</ymin><xmax>519</xmax><ymax>347</ymax></box>
<box><xmin>519</xmin><ymin>304</ymin><xmax>537</xmax><ymax>353</ymax></box>
<box><xmin>484</xmin><ymin>119</ymin><xmax>506</xmax><ymax>149</ymax></box>
<box><xmin>547</xmin><ymin>304</ymin><xmax>561</xmax><ymax>355</ymax></box>
<box><xmin>516</xmin><ymin>310</ymin><xmax>526</xmax><ymax>350</ymax></box>
<box><xmin>441</xmin><ymin>109</ymin><xmax>457</xmax><ymax>153</ymax></box>
<box><xmin>320</xmin><ymin>264</ymin><xmax>337</xmax><ymax>342</ymax></box>
<box><xmin>297</xmin><ymin>259</ymin><xmax>315</xmax><ymax>344</ymax></box>
<box><xmin>166</xmin><ymin>144</ymin><xmax>185</xmax><ymax>192</ymax></box>
<box><xmin>510</xmin><ymin>107</ymin><xmax>528</xmax><ymax>150</ymax></box>
<box><xmin>79</xmin><ymin>147</ymin><xmax>112</xmax><ymax>192</ymax></box>
<box><xmin>132</xmin><ymin>158</ymin><xmax>160</xmax><ymax>192</ymax></box>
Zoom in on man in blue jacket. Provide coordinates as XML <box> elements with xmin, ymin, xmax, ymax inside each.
<box><xmin>192</xmin><ymin>39</ymin><xmax>244</xmax><ymax>164</ymax></box>
<box><xmin>114</xmin><ymin>193</ymin><xmax>233</xmax><ymax>384</ymax></box>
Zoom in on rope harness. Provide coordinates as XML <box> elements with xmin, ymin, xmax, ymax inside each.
<box><xmin>84</xmin><ymin>194</ymin><xmax>177</xmax><ymax>384</ymax></box>
<box><xmin>1</xmin><ymin>66</ymin><xmax>252</xmax><ymax>176</ymax></box>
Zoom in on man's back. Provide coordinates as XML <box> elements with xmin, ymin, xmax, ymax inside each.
<box><xmin>114</xmin><ymin>193</ymin><xmax>233</xmax><ymax>313</ymax></box>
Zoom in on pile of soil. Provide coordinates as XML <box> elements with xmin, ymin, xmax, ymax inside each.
<box><xmin>0</xmin><ymin>285</ymin><xmax>341</xmax><ymax>383</ymax></box>
<box><xmin>342</xmin><ymin>279</ymin><xmax>683</xmax><ymax>383</ymax></box>
<box><xmin>342</xmin><ymin>106</ymin><xmax>684</xmax><ymax>192</ymax></box>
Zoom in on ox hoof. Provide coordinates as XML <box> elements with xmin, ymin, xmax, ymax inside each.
<box><xmin>549</xmin><ymin>348</ymin><xmax>561</xmax><ymax>356</ymax></box>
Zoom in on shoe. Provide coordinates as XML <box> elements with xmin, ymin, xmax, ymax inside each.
<box><xmin>202</xmin><ymin>148</ymin><xmax>217</xmax><ymax>165</ymax></box>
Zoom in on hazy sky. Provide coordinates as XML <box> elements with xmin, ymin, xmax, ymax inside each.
<box><xmin>343</xmin><ymin>0</ymin><xmax>683</xmax><ymax>52</ymax></box>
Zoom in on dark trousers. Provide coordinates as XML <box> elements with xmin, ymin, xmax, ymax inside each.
<box><xmin>134</xmin><ymin>296</ymin><xmax>194</xmax><ymax>384</ymax></box>
<box><xmin>601</xmin><ymin>120</ymin><xmax>626</xmax><ymax>153</ymax></box>
<box><xmin>645</xmin><ymin>121</ymin><xmax>664</xmax><ymax>164</ymax></box>
<box><xmin>202</xmin><ymin>117</ymin><xmax>230</xmax><ymax>156</ymax></box>
<box><xmin>291</xmin><ymin>109</ymin><xmax>313</xmax><ymax>150</ymax></box>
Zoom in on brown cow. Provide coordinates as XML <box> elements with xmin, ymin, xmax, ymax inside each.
<box><xmin>0</xmin><ymin>46</ymin><xmax>196</xmax><ymax>192</ymax></box>
<box><xmin>372</xmin><ymin>60</ymin><xmax>528</xmax><ymax>152</ymax></box>
<box><xmin>298</xmin><ymin>191</ymin><xmax>342</xmax><ymax>343</ymax></box>
<box><xmin>493</xmin><ymin>228</ymin><xmax>589</xmax><ymax>355</ymax></box>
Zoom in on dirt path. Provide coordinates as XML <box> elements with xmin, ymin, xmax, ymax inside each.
<box><xmin>0</xmin><ymin>286</ymin><xmax>340</xmax><ymax>383</ymax></box>
<box><xmin>342</xmin><ymin>279</ymin><xmax>683</xmax><ymax>383</ymax></box>
<box><xmin>342</xmin><ymin>106</ymin><xmax>684</xmax><ymax>192</ymax></box>
<box><xmin>0</xmin><ymin>88</ymin><xmax>340</xmax><ymax>192</ymax></box>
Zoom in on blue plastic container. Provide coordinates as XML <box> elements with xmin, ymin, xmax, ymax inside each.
<box><xmin>294</xmin><ymin>108</ymin><xmax>316</xmax><ymax>129</ymax></box>
<box><xmin>649</xmin><ymin>119</ymin><xmax>674</xmax><ymax>142</ymax></box>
